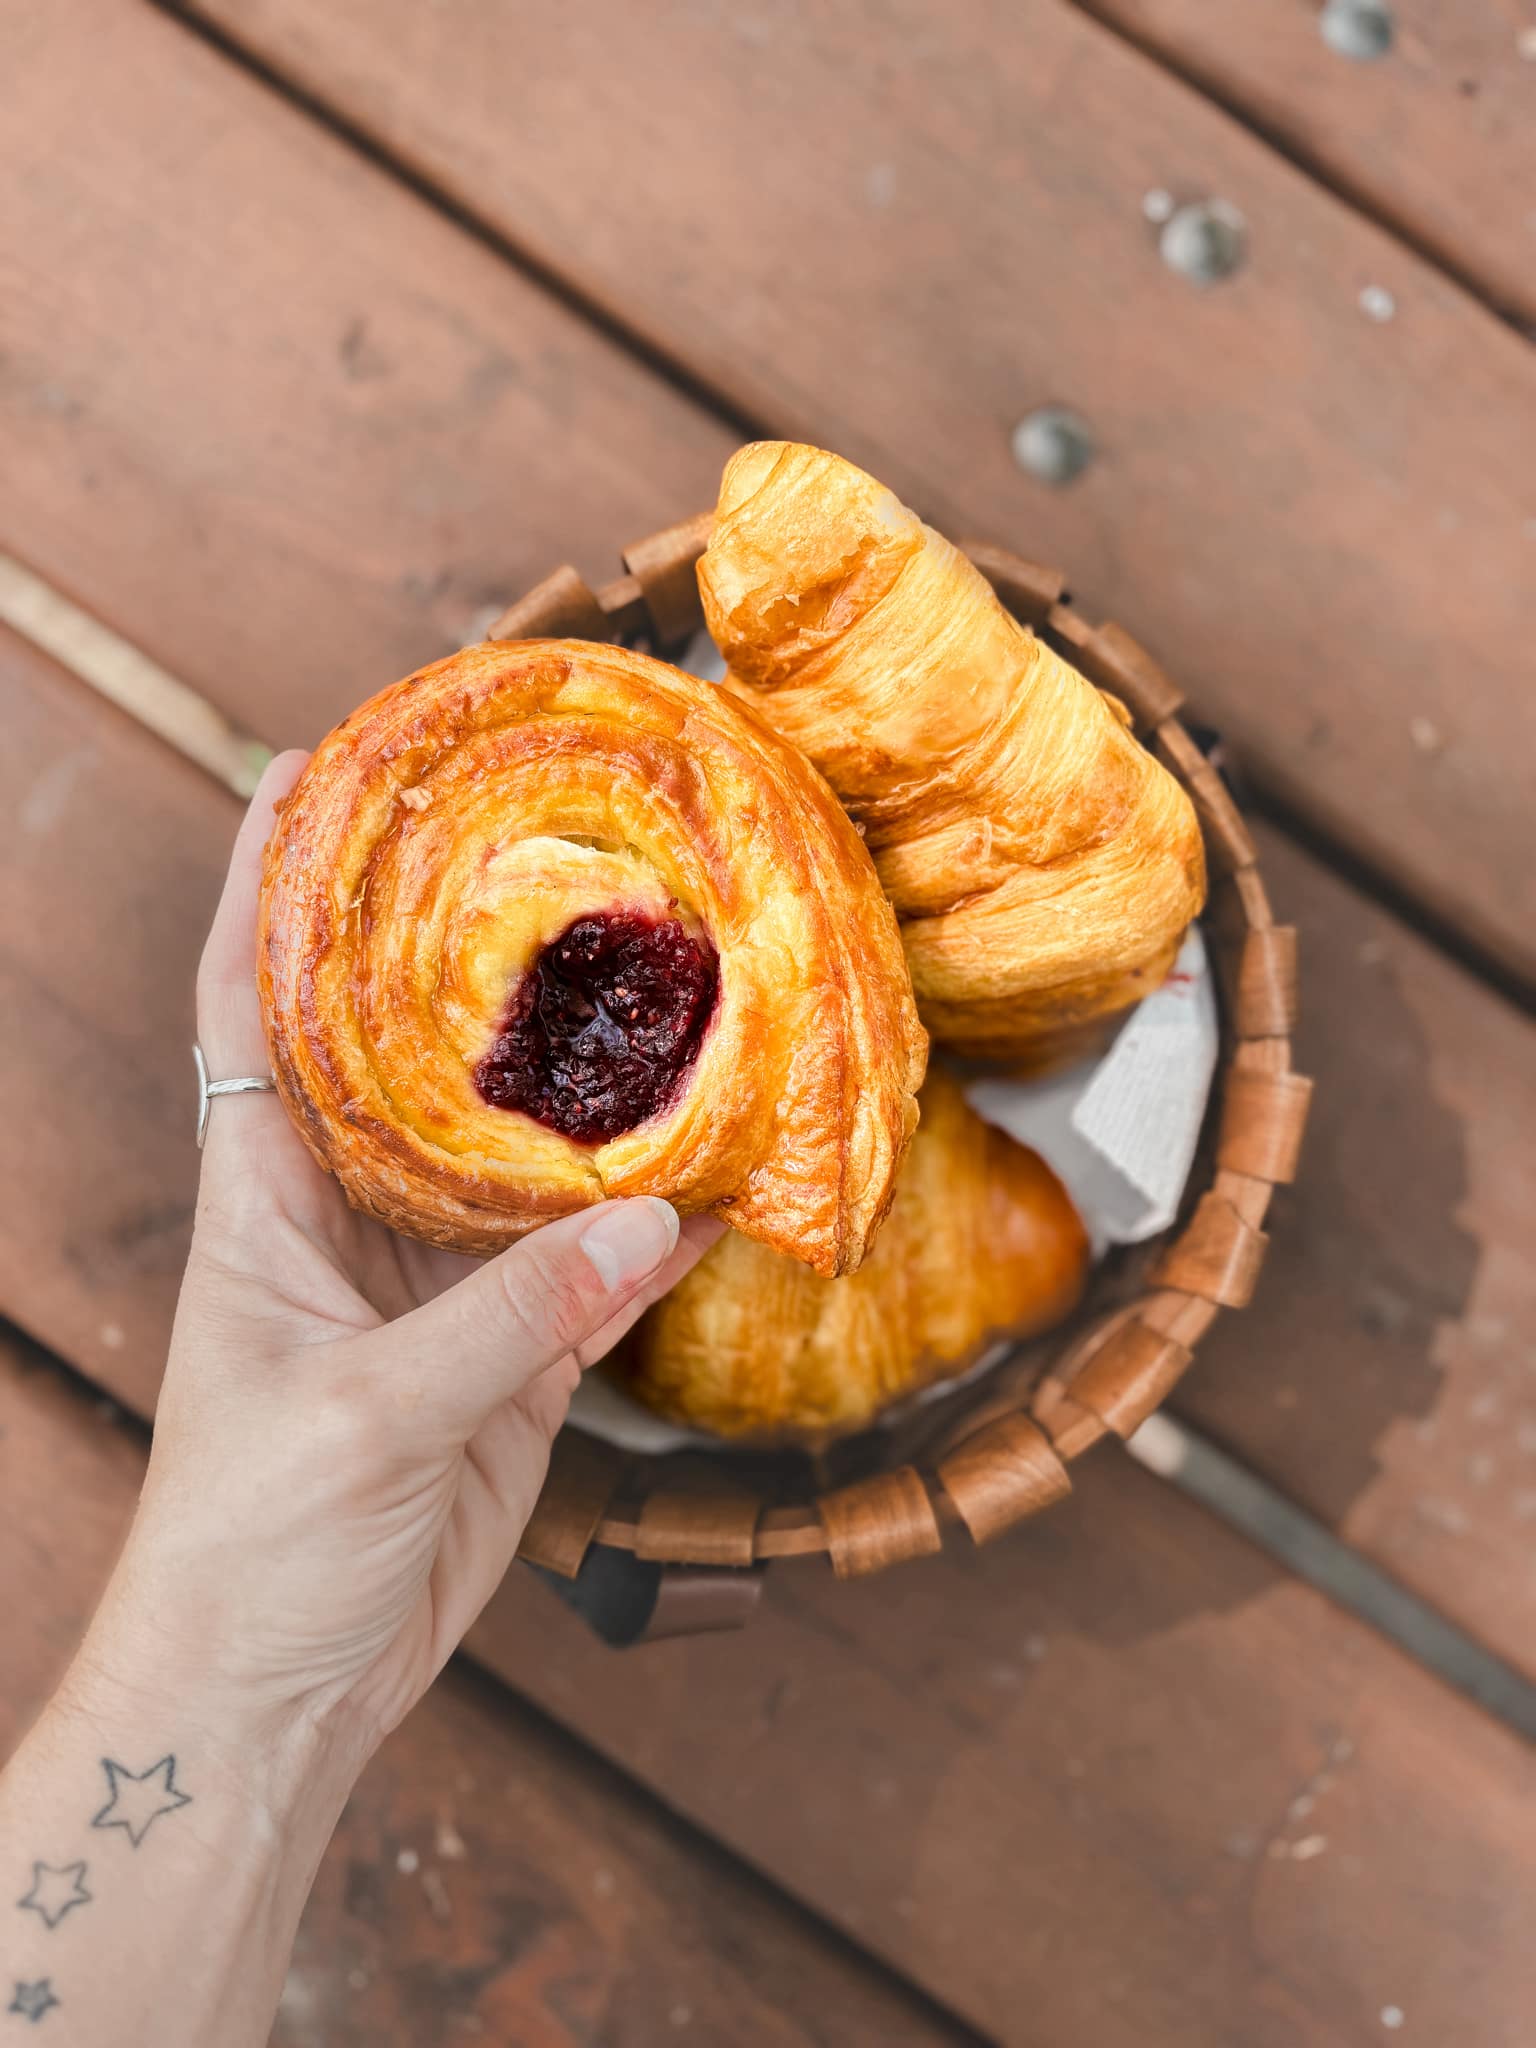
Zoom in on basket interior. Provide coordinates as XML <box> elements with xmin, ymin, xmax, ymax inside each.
<box><xmin>490</xmin><ymin>515</ymin><xmax>1309</xmax><ymax>1579</ymax></box>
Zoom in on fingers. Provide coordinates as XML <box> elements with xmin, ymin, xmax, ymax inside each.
<box><xmin>383</xmin><ymin>1198</ymin><xmax>683</xmax><ymax>1435</ymax></box>
<box><xmin>572</xmin><ymin>1213</ymin><xmax>725</xmax><ymax>1365</ymax></box>
<box><xmin>197</xmin><ymin>749</ymin><xmax>309</xmax><ymax>1079</ymax></box>
<box><xmin>409</xmin><ymin>1216</ymin><xmax>725</xmax><ymax>1658</ymax></box>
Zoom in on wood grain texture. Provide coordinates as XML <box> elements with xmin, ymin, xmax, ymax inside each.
<box><xmin>177</xmin><ymin>0</ymin><xmax>1536</xmax><ymax>983</ymax></box>
<box><xmin>470</xmin><ymin>1457</ymin><xmax>1536</xmax><ymax>2048</ymax></box>
<box><xmin>1173</xmin><ymin>826</ymin><xmax>1536</xmax><ymax>1687</ymax></box>
<box><xmin>255</xmin><ymin>634</ymin><xmax>925</xmax><ymax>1275</ymax></box>
<box><xmin>0</xmin><ymin>0</ymin><xmax>733</xmax><ymax>751</ymax></box>
<box><xmin>0</xmin><ymin>1338</ymin><xmax>968</xmax><ymax>2048</ymax></box>
<box><xmin>0</xmin><ymin>626</ymin><xmax>232</xmax><ymax>1399</ymax></box>
<box><xmin>1078</xmin><ymin>0</ymin><xmax>1536</xmax><ymax>328</ymax></box>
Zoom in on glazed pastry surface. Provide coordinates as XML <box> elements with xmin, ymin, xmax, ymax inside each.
<box><xmin>698</xmin><ymin>441</ymin><xmax>1207</xmax><ymax>1061</ymax></box>
<box><xmin>258</xmin><ymin>638</ymin><xmax>926</xmax><ymax>1274</ymax></box>
<box><xmin>628</xmin><ymin>1069</ymin><xmax>1089</xmax><ymax>1436</ymax></box>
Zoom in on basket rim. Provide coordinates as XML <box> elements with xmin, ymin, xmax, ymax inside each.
<box><xmin>499</xmin><ymin>510</ymin><xmax>1311</xmax><ymax>1582</ymax></box>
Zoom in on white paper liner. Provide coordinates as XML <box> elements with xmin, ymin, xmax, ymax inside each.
<box><xmin>963</xmin><ymin>927</ymin><xmax>1217</xmax><ymax>1259</ymax></box>
<box><xmin>566</xmin><ymin>629</ymin><xmax>1218</xmax><ymax>1455</ymax></box>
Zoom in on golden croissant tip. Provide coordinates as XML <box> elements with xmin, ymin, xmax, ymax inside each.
<box><xmin>699</xmin><ymin>439</ymin><xmax>1206</xmax><ymax>1063</ymax></box>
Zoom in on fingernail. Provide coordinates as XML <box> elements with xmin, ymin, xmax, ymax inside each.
<box><xmin>580</xmin><ymin>1199</ymin><xmax>680</xmax><ymax>1291</ymax></box>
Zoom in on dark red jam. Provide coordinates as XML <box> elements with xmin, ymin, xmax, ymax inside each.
<box><xmin>474</xmin><ymin>911</ymin><xmax>719</xmax><ymax>1144</ymax></box>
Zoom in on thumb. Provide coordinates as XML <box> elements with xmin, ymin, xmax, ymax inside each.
<box><xmin>381</xmin><ymin>1197</ymin><xmax>681</xmax><ymax>1434</ymax></box>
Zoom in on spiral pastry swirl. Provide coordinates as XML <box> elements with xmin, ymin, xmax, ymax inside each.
<box><xmin>258</xmin><ymin>639</ymin><xmax>927</xmax><ymax>1274</ymax></box>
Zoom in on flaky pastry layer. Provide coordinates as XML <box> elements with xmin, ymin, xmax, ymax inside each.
<box><xmin>628</xmin><ymin>1069</ymin><xmax>1089</xmax><ymax>1437</ymax></box>
<box><xmin>257</xmin><ymin>639</ymin><xmax>926</xmax><ymax>1274</ymax></box>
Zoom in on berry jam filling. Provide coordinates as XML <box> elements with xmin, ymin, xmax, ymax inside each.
<box><xmin>474</xmin><ymin>911</ymin><xmax>719</xmax><ymax>1144</ymax></box>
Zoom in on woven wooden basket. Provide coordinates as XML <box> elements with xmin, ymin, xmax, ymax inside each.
<box><xmin>490</xmin><ymin>510</ymin><xmax>1312</xmax><ymax>1630</ymax></box>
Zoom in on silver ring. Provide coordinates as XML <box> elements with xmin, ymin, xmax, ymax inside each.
<box><xmin>194</xmin><ymin>1043</ymin><xmax>278</xmax><ymax>1150</ymax></box>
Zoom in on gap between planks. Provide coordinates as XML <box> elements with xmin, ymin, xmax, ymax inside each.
<box><xmin>145</xmin><ymin>0</ymin><xmax>1536</xmax><ymax>1024</ymax></box>
<box><xmin>11</xmin><ymin>558</ymin><xmax>1536</xmax><ymax>1752</ymax></box>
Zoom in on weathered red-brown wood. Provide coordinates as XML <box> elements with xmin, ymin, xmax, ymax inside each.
<box><xmin>0</xmin><ymin>626</ymin><xmax>230</xmax><ymax>1398</ymax></box>
<box><xmin>174</xmin><ymin>0</ymin><xmax>1536</xmax><ymax>986</ymax></box>
<box><xmin>7</xmin><ymin>623</ymin><xmax>1536</xmax><ymax>2039</ymax></box>
<box><xmin>1077</xmin><ymin>0</ymin><xmax>1536</xmax><ymax>328</ymax></box>
<box><xmin>1</xmin><ymin>0</ymin><xmax>732</xmax><ymax>751</ymax></box>
<box><xmin>0</xmin><ymin>1338</ymin><xmax>968</xmax><ymax>2047</ymax></box>
<box><xmin>469</xmin><ymin>1458</ymin><xmax>1536</xmax><ymax>2048</ymax></box>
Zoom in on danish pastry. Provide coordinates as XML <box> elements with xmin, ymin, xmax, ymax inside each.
<box><xmin>258</xmin><ymin>638</ymin><xmax>926</xmax><ymax>1273</ymax></box>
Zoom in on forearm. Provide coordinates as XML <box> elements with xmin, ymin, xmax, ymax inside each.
<box><xmin>0</xmin><ymin>1607</ymin><xmax>358</xmax><ymax>2046</ymax></box>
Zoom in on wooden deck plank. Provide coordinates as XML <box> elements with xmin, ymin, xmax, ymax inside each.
<box><xmin>0</xmin><ymin>625</ymin><xmax>228</xmax><ymax>1397</ymax></box>
<box><xmin>0</xmin><ymin>1338</ymin><xmax>968</xmax><ymax>2048</ymax></box>
<box><xmin>10</xmin><ymin>619</ymin><xmax>1536</xmax><ymax>1691</ymax></box>
<box><xmin>1</xmin><ymin>0</ymin><xmax>733</xmax><ymax>752</ymax></box>
<box><xmin>1077</xmin><ymin>0</ymin><xmax>1536</xmax><ymax>328</ymax></box>
<box><xmin>470</xmin><ymin>1459</ymin><xmax>1536</xmax><ymax>2048</ymax></box>
<box><xmin>176</xmin><ymin>0</ymin><xmax>1536</xmax><ymax>985</ymax></box>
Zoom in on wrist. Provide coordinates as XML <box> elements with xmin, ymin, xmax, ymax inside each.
<box><xmin>2</xmin><ymin>1604</ymin><xmax>358</xmax><ymax>2048</ymax></box>
<box><xmin>53</xmin><ymin>1590</ymin><xmax>366</xmax><ymax>1838</ymax></box>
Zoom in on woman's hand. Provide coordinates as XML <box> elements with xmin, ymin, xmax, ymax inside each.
<box><xmin>0</xmin><ymin>751</ymin><xmax>720</xmax><ymax>2048</ymax></box>
<box><xmin>84</xmin><ymin>750</ymin><xmax>720</xmax><ymax>1780</ymax></box>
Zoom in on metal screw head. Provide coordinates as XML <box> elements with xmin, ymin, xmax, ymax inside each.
<box><xmin>1011</xmin><ymin>407</ymin><xmax>1096</xmax><ymax>486</ymax></box>
<box><xmin>1320</xmin><ymin>0</ymin><xmax>1395</xmax><ymax>60</ymax></box>
<box><xmin>1159</xmin><ymin>200</ymin><xmax>1247</xmax><ymax>286</ymax></box>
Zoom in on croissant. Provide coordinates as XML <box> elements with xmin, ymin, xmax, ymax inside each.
<box><xmin>258</xmin><ymin>638</ymin><xmax>926</xmax><ymax>1273</ymax></box>
<box><xmin>627</xmin><ymin>1068</ymin><xmax>1088</xmax><ymax>1437</ymax></box>
<box><xmin>697</xmin><ymin>442</ymin><xmax>1207</xmax><ymax>1063</ymax></box>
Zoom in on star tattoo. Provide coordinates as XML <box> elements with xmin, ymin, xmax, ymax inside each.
<box><xmin>90</xmin><ymin>1755</ymin><xmax>192</xmax><ymax>1848</ymax></box>
<box><xmin>16</xmin><ymin>1860</ymin><xmax>91</xmax><ymax>1930</ymax></box>
<box><xmin>7</xmin><ymin>1980</ymin><xmax>59</xmax><ymax>2025</ymax></box>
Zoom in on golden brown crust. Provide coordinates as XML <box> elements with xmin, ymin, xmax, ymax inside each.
<box><xmin>627</xmin><ymin>1069</ymin><xmax>1089</xmax><ymax>1437</ymax></box>
<box><xmin>698</xmin><ymin>442</ymin><xmax>1207</xmax><ymax>1062</ymax></box>
<box><xmin>257</xmin><ymin>638</ymin><xmax>926</xmax><ymax>1274</ymax></box>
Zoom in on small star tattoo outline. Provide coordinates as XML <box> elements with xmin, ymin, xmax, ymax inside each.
<box><xmin>7</xmin><ymin>1980</ymin><xmax>59</xmax><ymax>2025</ymax></box>
<box><xmin>90</xmin><ymin>1755</ymin><xmax>192</xmax><ymax>1848</ymax></box>
<box><xmin>15</xmin><ymin>1860</ymin><xmax>91</xmax><ymax>1930</ymax></box>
